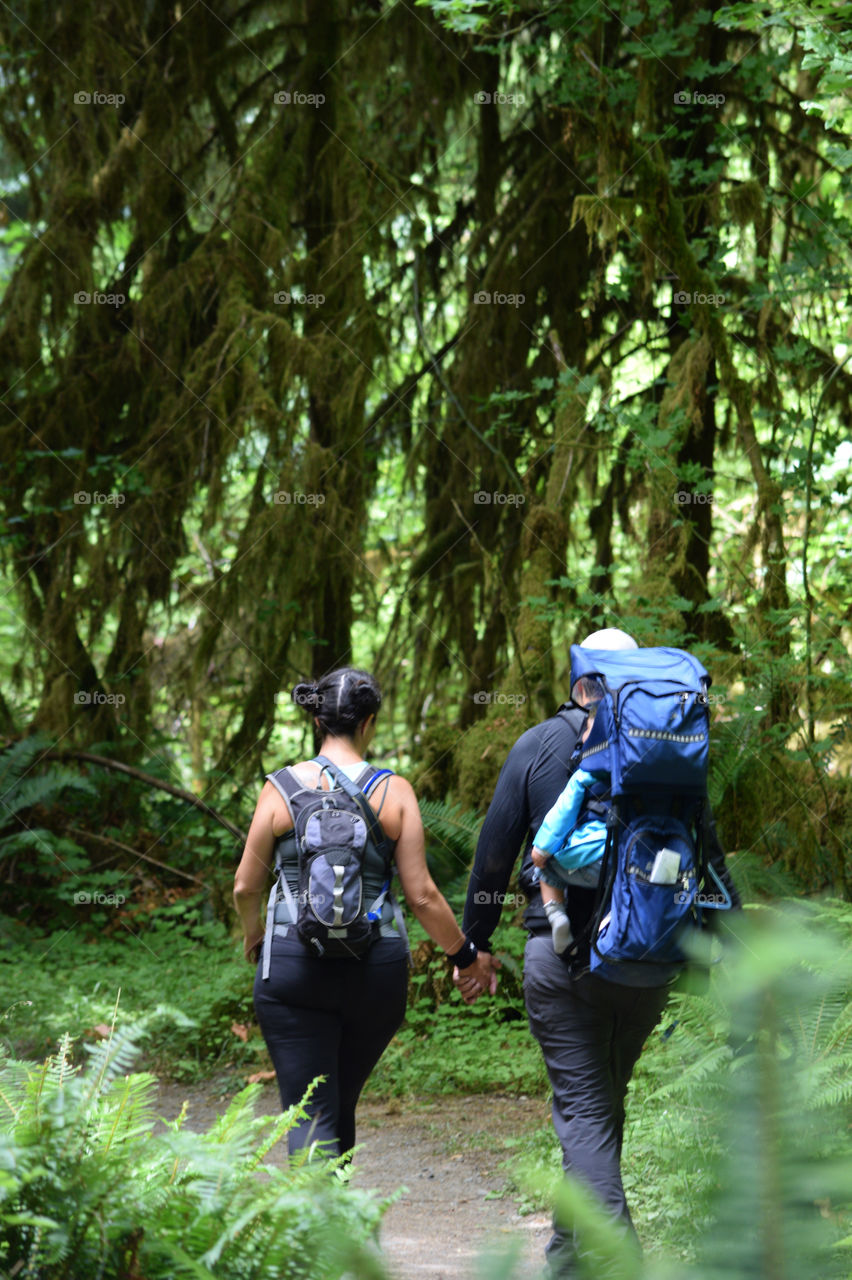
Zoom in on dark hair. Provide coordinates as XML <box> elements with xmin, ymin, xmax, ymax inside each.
<box><xmin>291</xmin><ymin>667</ymin><xmax>382</xmax><ymax>738</ymax></box>
<box><xmin>573</xmin><ymin>675</ymin><xmax>605</xmax><ymax>706</ymax></box>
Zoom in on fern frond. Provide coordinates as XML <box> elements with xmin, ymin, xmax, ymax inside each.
<box><xmin>644</xmin><ymin>1042</ymin><xmax>735</xmax><ymax>1102</ymax></box>
<box><xmin>0</xmin><ymin>737</ymin><xmax>96</xmax><ymax>833</ymax></box>
<box><xmin>707</xmin><ymin>721</ymin><xmax>757</xmax><ymax>812</ymax></box>
<box><xmin>1</xmin><ymin>1026</ymin><xmax>391</xmax><ymax>1279</ymax></box>
<box><xmin>7</xmin><ymin>769</ymin><xmax>96</xmax><ymax>814</ymax></box>
<box><xmin>419</xmin><ymin>798</ymin><xmax>482</xmax><ymax>882</ymax></box>
<box><xmin>0</xmin><ymin>734</ymin><xmax>52</xmax><ymax>792</ymax></box>
<box><xmin>0</xmin><ymin>827</ymin><xmax>88</xmax><ymax>865</ymax></box>
<box><xmin>82</xmin><ymin>1021</ymin><xmax>146</xmax><ymax>1099</ymax></box>
<box><xmin>723</xmin><ymin>850</ymin><xmax>801</xmax><ymax>900</ymax></box>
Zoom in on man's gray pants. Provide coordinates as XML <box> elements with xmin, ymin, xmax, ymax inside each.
<box><xmin>523</xmin><ymin>936</ymin><xmax>670</xmax><ymax>1277</ymax></box>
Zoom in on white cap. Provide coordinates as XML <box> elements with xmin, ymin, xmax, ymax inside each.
<box><xmin>579</xmin><ymin>627</ymin><xmax>638</xmax><ymax>650</ymax></box>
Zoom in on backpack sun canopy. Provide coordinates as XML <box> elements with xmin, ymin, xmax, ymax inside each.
<box><xmin>569</xmin><ymin>645</ymin><xmax>711</xmax><ymax>798</ymax></box>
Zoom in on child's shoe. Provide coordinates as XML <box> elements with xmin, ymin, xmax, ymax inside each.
<box><xmin>544</xmin><ymin>900</ymin><xmax>573</xmax><ymax>954</ymax></box>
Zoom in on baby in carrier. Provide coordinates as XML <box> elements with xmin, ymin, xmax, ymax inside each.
<box><xmin>531</xmin><ymin>677</ymin><xmax>606</xmax><ymax>954</ymax></box>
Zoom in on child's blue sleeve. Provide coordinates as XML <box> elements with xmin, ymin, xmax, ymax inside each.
<box><xmin>533</xmin><ymin>769</ymin><xmax>595</xmax><ymax>855</ymax></box>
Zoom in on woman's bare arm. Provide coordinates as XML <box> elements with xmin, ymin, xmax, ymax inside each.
<box><xmin>389</xmin><ymin>776</ymin><xmax>497</xmax><ymax>992</ymax></box>
<box><xmin>391</xmin><ymin>775</ymin><xmax>467</xmax><ymax>953</ymax></box>
<box><xmin>233</xmin><ymin>782</ymin><xmax>287</xmax><ymax>960</ymax></box>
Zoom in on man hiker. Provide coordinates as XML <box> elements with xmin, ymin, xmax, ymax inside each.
<box><xmin>459</xmin><ymin>627</ymin><xmax>741</xmax><ymax>1277</ymax></box>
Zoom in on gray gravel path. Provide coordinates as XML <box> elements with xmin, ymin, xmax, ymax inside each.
<box><xmin>155</xmin><ymin>1084</ymin><xmax>552</xmax><ymax>1279</ymax></box>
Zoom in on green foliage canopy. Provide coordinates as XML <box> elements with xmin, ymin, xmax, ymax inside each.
<box><xmin>0</xmin><ymin>0</ymin><xmax>850</xmax><ymax>888</ymax></box>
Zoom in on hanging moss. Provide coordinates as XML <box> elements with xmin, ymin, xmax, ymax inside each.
<box><xmin>0</xmin><ymin>0</ymin><xmax>480</xmax><ymax>767</ymax></box>
<box><xmin>727</xmin><ymin>179</ymin><xmax>764</xmax><ymax>230</ymax></box>
<box><xmin>641</xmin><ymin>334</ymin><xmax>714</xmax><ymax>626</ymax></box>
<box><xmin>570</xmin><ymin>194</ymin><xmax>638</xmax><ymax>248</ymax></box>
<box><xmin>410</xmin><ymin>722</ymin><xmax>461</xmax><ymax>803</ymax></box>
<box><xmin>511</xmin><ymin>505</ymin><xmax>566</xmax><ymax>709</ymax></box>
<box><xmin>720</xmin><ymin>752</ymin><xmax>852</xmax><ymax>897</ymax></box>
<box><xmin>2</xmin><ymin>0</ymin><xmax>848</xmax><ymax>813</ymax></box>
<box><xmin>454</xmin><ymin>707</ymin><xmax>535</xmax><ymax>812</ymax></box>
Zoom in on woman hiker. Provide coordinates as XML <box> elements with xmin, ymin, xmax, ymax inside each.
<box><xmin>233</xmin><ymin>665</ymin><xmax>498</xmax><ymax>1157</ymax></box>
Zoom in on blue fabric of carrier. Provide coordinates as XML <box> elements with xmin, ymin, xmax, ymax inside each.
<box><xmin>565</xmin><ymin>645</ymin><xmax>726</xmax><ymax>987</ymax></box>
<box><xmin>569</xmin><ymin>645</ymin><xmax>710</xmax><ymax>797</ymax></box>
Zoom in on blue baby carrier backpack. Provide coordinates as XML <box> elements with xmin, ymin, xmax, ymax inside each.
<box><xmin>568</xmin><ymin>644</ymin><xmax>732</xmax><ymax>983</ymax></box>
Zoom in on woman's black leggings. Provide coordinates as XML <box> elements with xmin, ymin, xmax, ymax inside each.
<box><xmin>254</xmin><ymin>934</ymin><xmax>408</xmax><ymax>1156</ymax></box>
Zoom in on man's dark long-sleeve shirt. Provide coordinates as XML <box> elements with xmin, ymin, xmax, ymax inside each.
<box><xmin>464</xmin><ymin>704</ymin><xmax>587</xmax><ymax>950</ymax></box>
<box><xmin>463</xmin><ymin>703</ymin><xmax>742</xmax><ymax>958</ymax></box>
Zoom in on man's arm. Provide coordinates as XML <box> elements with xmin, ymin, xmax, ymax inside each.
<box><xmin>463</xmin><ymin>708</ymin><xmax>586</xmax><ymax>950</ymax></box>
<box><xmin>462</xmin><ymin>741</ymin><xmax>532</xmax><ymax>951</ymax></box>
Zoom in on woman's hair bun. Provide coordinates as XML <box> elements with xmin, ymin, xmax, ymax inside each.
<box><xmin>292</xmin><ymin>682</ymin><xmax>321</xmax><ymax>710</ymax></box>
<box><xmin>292</xmin><ymin>667</ymin><xmax>381</xmax><ymax>736</ymax></box>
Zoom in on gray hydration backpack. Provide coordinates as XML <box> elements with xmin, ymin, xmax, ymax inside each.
<box><xmin>260</xmin><ymin>756</ymin><xmax>402</xmax><ymax>976</ymax></box>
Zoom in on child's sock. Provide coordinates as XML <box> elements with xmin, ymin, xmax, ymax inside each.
<box><xmin>543</xmin><ymin>900</ymin><xmax>573</xmax><ymax>954</ymax></box>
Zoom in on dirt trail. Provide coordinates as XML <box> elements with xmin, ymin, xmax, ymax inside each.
<box><xmin>155</xmin><ymin>1084</ymin><xmax>552</xmax><ymax>1279</ymax></box>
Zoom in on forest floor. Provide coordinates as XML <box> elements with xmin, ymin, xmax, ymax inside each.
<box><xmin>156</xmin><ymin>1083</ymin><xmax>553</xmax><ymax>1279</ymax></box>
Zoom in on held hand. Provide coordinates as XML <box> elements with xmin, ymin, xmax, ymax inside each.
<box><xmin>453</xmin><ymin>951</ymin><xmax>500</xmax><ymax>1004</ymax></box>
<box><xmin>471</xmin><ymin>949</ymin><xmax>500</xmax><ymax>995</ymax></box>
<box><xmin>453</xmin><ymin>965</ymin><xmax>480</xmax><ymax>1004</ymax></box>
<box><xmin>530</xmin><ymin>845</ymin><xmax>550</xmax><ymax>869</ymax></box>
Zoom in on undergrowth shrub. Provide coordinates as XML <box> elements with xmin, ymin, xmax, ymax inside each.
<box><xmin>0</xmin><ymin>1024</ymin><xmax>390</xmax><ymax>1280</ymax></box>
<box><xmin>0</xmin><ymin>913</ymin><xmax>259</xmax><ymax>1079</ymax></box>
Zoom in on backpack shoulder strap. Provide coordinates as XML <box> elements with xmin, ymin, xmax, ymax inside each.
<box><xmin>555</xmin><ymin>701</ymin><xmax>589</xmax><ymax>736</ymax></box>
<box><xmin>265</xmin><ymin>767</ymin><xmax>312</xmax><ymax>852</ymax></box>
<box><xmin>260</xmin><ymin>767</ymin><xmax>307</xmax><ymax>981</ymax></box>
<box><xmin>361</xmin><ymin>766</ymin><xmax>394</xmax><ymax>820</ymax></box>
<box><xmin>362</xmin><ymin>765</ymin><xmax>394</xmax><ymax>792</ymax></box>
<box><xmin>266</xmin><ymin>765</ymin><xmax>312</xmax><ymax>805</ymax></box>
